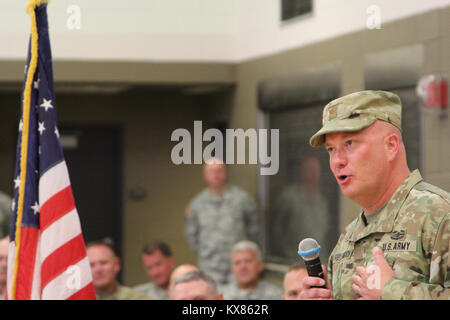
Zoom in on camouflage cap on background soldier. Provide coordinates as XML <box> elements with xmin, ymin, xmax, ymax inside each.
<box><xmin>309</xmin><ymin>90</ymin><xmax>402</xmax><ymax>147</ymax></box>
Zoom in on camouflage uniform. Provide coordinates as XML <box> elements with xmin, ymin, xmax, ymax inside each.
<box><xmin>96</xmin><ymin>284</ymin><xmax>153</xmax><ymax>300</ymax></box>
<box><xmin>0</xmin><ymin>191</ymin><xmax>12</xmax><ymax>238</ymax></box>
<box><xmin>133</xmin><ymin>282</ymin><xmax>168</xmax><ymax>300</ymax></box>
<box><xmin>310</xmin><ymin>91</ymin><xmax>450</xmax><ymax>300</ymax></box>
<box><xmin>185</xmin><ymin>185</ymin><xmax>260</xmax><ymax>285</ymax></box>
<box><xmin>220</xmin><ymin>280</ymin><xmax>283</xmax><ymax>300</ymax></box>
<box><xmin>328</xmin><ymin>169</ymin><xmax>449</xmax><ymax>299</ymax></box>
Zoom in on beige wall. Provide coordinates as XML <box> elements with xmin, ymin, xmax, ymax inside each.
<box><xmin>4</xmin><ymin>0</ymin><xmax>450</xmax><ymax>62</ymax></box>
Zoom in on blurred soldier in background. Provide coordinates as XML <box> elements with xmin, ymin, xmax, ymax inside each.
<box><xmin>272</xmin><ymin>155</ymin><xmax>331</xmax><ymax>261</ymax></box>
<box><xmin>87</xmin><ymin>240</ymin><xmax>152</xmax><ymax>300</ymax></box>
<box><xmin>0</xmin><ymin>236</ymin><xmax>9</xmax><ymax>300</ymax></box>
<box><xmin>169</xmin><ymin>264</ymin><xmax>198</xmax><ymax>289</ymax></box>
<box><xmin>221</xmin><ymin>241</ymin><xmax>282</xmax><ymax>300</ymax></box>
<box><xmin>0</xmin><ymin>191</ymin><xmax>12</xmax><ymax>239</ymax></box>
<box><xmin>169</xmin><ymin>270</ymin><xmax>223</xmax><ymax>300</ymax></box>
<box><xmin>134</xmin><ymin>241</ymin><xmax>175</xmax><ymax>300</ymax></box>
<box><xmin>185</xmin><ymin>158</ymin><xmax>260</xmax><ymax>285</ymax></box>
<box><xmin>282</xmin><ymin>262</ymin><xmax>308</xmax><ymax>300</ymax></box>
<box><xmin>0</xmin><ymin>191</ymin><xmax>11</xmax><ymax>300</ymax></box>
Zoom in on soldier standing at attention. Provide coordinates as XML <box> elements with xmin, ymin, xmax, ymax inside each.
<box><xmin>301</xmin><ymin>90</ymin><xmax>449</xmax><ymax>300</ymax></box>
<box><xmin>185</xmin><ymin>158</ymin><xmax>260</xmax><ymax>285</ymax></box>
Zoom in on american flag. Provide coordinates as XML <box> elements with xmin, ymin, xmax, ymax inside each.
<box><xmin>7</xmin><ymin>2</ymin><xmax>96</xmax><ymax>300</ymax></box>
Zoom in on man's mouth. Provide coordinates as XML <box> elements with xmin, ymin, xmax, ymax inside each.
<box><xmin>337</xmin><ymin>175</ymin><xmax>350</xmax><ymax>184</ymax></box>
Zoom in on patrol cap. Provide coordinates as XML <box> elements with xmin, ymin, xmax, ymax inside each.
<box><xmin>309</xmin><ymin>90</ymin><xmax>402</xmax><ymax>147</ymax></box>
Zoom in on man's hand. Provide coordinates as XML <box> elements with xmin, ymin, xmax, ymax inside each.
<box><xmin>299</xmin><ymin>265</ymin><xmax>333</xmax><ymax>300</ymax></box>
<box><xmin>352</xmin><ymin>246</ymin><xmax>395</xmax><ymax>300</ymax></box>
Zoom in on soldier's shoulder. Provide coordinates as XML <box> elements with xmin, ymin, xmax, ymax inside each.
<box><xmin>228</xmin><ymin>185</ymin><xmax>255</xmax><ymax>203</ymax></box>
<box><xmin>220</xmin><ymin>281</ymin><xmax>236</xmax><ymax>291</ymax></box>
<box><xmin>406</xmin><ymin>181</ymin><xmax>450</xmax><ymax>220</ymax></box>
<box><xmin>415</xmin><ymin>181</ymin><xmax>450</xmax><ymax>202</ymax></box>
<box><xmin>219</xmin><ymin>282</ymin><xmax>237</xmax><ymax>294</ymax></box>
<box><xmin>278</xmin><ymin>185</ymin><xmax>299</xmax><ymax>198</ymax></box>
<box><xmin>189</xmin><ymin>188</ymin><xmax>210</xmax><ymax>206</ymax></box>
<box><xmin>228</xmin><ymin>185</ymin><xmax>247</xmax><ymax>195</ymax></box>
<box><xmin>133</xmin><ymin>282</ymin><xmax>154</xmax><ymax>293</ymax></box>
<box><xmin>116</xmin><ymin>285</ymin><xmax>153</xmax><ymax>300</ymax></box>
<box><xmin>219</xmin><ymin>282</ymin><xmax>238</xmax><ymax>299</ymax></box>
<box><xmin>260</xmin><ymin>280</ymin><xmax>283</xmax><ymax>292</ymax></box>
<box><xmin>0</xmin><ymin>191</ymin><xmax>12</xmax><ymax>212</ymax></box>
<box><xmin>0</xmin><ymin>191</ymin><xmax>11</xmax><ymax>201</ymax></box>
<box><xmin>258</xmin><ymin>281</ymin><xmax>283</xmax><ymax>299</ymax></box>
<box><xmin>344</xmin><ymin>216</ymin><xmax>359</xmax><ymax>234</ymax></box>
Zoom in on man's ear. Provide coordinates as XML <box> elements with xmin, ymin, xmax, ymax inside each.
<box><xmin>258</xmin><ymin>261</ymin><xmax>264</xmax><ymax>274</ymax></box>
<box><xmin>385</xmin><ymin>133</ymin><xmax>400</xmax><ymax>162</ymax></box>
<box><xmin>169</xmin><ymin>257</ymin><xmax>175</xmax><ymax>269</ymax></box>
<box><xmin>114</xmin><ymin>257</ymin><xmax>121</xmax><ymax>273</ymax></box>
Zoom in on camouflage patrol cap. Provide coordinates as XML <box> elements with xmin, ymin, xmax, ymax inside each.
<box><xmin>309</xmin><ymin>90</ymin><xmax>402</xmax><ymax>147</ymax></box>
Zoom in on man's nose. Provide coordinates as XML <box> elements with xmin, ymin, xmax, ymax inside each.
<box><xmin>150</xmin><ymin>270</ymin><xmax>159</xmax><ymax>277</ymax></box>
<box><xmin>91</xmin><ymin>264</ymin><xmax>100</xmax><ymax>272</ymax></box>
<box><xmin>331</xmin><ymin>148</ymin><xmax>347</xmax><ymax>168</ymax></box>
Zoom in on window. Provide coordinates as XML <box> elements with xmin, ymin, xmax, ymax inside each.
<box><xmin>281</xmin><ymin>0</ymin><xmax>313</xmax><ymax>21</ymax></box>
<box><xmin>258</xmin><ymin>64</ymin><xmax>341</xmax><ymax>266</ymax></box>
<box><xmin>263</xmin><ymin>102</ymin><xmax>339</xmax><ymax>265</ymax></box>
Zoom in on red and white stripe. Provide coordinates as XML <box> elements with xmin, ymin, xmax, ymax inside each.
<box><xmin>8</xmin><ymin>161</ymin><xmax>95</xmax><ymax>300</ymax></box>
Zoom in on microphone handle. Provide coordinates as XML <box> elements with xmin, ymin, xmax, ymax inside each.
<box><xmin>305</xmin><ymin>257</ymin><xmax>327</xmax><ymax>289</ymax></box>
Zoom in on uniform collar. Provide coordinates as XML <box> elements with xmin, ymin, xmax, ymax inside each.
<box><xmin>96</xmin><ymin>283</ymin><xmax>121</xmax><ymax>300</ymax></box>
<box><xmin>349</xmin><ymin>169</ymin><xmax>422</xmax><ymax>242</ymax></box>
<box><xmin>207</xmin><ymin>185</ymin><xmax>232</xmax><ymax>201</ymax></box>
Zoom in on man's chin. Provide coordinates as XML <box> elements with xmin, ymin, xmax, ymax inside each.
<box><xmin>340</xmin><ymin>185</ymin><xmax>357</xmax><ymax>199</ymax></box>
<box><xmin>154</xmin><ymin>280</ymin><xmax>167</xmax><ymax>288</ymax></box>
<box><xmin>94</xmin><ymin>281</ymin><xmax>110</xmax><ymax>290</ymax></box>
<box><xmin>238</xmin><ymin>278</ymin><xmax>255</xmax><ymax>286</ymax></box>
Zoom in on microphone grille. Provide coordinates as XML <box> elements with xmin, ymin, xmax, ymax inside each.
<box><xmin>298</xmin><ymin>238</ymin><xmax>321</xmax><ymax>261</ymax></box>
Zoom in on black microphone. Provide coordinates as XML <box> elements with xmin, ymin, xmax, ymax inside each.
<box><xmin>298</xmin><ymin>238</ymin><xmax>327</xmax><ymax>289</ymax></box>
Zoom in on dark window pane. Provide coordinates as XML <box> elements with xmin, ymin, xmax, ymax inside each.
<box><xmin>281</xmin><ymin>0</ymin><xmax>313</xmax><ymax>21</ymax></box>
<box><xmin>264</xmin><ymin>101</ymin><xmax>339</xmax><ymax>266</ymax></box>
